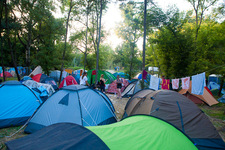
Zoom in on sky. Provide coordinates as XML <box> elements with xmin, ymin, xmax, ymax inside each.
<box><xmin>102</xmin><ymin>0</ymin><xmax>194</xmax><ymax>49</ymax></box>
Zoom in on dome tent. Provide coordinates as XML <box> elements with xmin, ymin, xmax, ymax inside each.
<box><xmin>87</xmin><ymin>115</ymin><xmax>197</xmax><ymax>150</ymax></box>
<box><xmin>123</xmin><ymin>89</ymin><xmax>225</xmax><ymax>150</ymax></box>
<box><xmin>25</xmin><ymin>85</ymin><xmax>117</xmax><ymax>133</ymax></box>
<box><xmin>87</xmin><ymin>69</ymin><xmax>116</xmax><ymax>85</ymax></box>
<box><xmin>121</xmin><ymin>80</ymin><xmax>150</xmax><ymax>98</ymax></box>
<box><xmin>6</xmin><ymin>123</ymin><xmax>109</xmax><ymax>150</ymax></box>
<box><xmin>0</xmin><ymin>81</ymin><xmax>41</xmax><ymax>128</ymax></box>
<box><xmin>58</xmin><ymin>75</ymin><xmax>78</xmax><ymax>88</ymax></box>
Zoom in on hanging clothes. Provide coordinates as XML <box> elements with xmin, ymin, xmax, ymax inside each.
<box><xmin>191</xmin><ymin>72</ymin><xmax>206</xmax><ymax>95</ymax></box>
<box><xmin>142</xmin><ymin>70</ymin><xmax>148</xmax><ymax>79</ymax></box>
<box><xmin>149</xmin><ymin>75</ymin><xmax>159</xmax><ymax>90</ymax></box>
<box><xmin>162</xmin><ymin>79</ymin><xmax>170</xmax><ymax>90</ymax></box>
<box><xmin>181</xmin><ymin>77</ymin><xmax>190</xmax><ymax>89</ymax></box>
<box><xmin>172</xmin><ymin>79</ymin><xmax>179</xmax><ymax>89</ymax></box>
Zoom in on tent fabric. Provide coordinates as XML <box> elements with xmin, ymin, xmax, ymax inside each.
<box><xmin>123</xmin><ymin>89</ymin><xmax>225</xmax><ymax>150</ymax></box>
<box><xmin>113</xmin><ymin>72</ymin><xmax>130</xmax><ymax>79</ymax></box>
<box><xmin>87</xmin><ymin>69</ymin><xmax>116</xmax><ymax>85</ymax></box>
<box><xmin>58</xmin><ymin>76</ymin><xmax>78</xmax><ymax>88</ymax></box>
<box><xmin>87</xmin><ymin>115</ymin><xmax>197</xmax><ymax>150</ymax></box>
<box><xmin>41</xmin><ymin>77</ymin><xmax>58</xmax><ymax>90</ymax></box>
<box><xmin>6</xmin><ymin>123</ymin><xmax>109</xmax><ymax>150</ymax></box>
<box><xmin>179</xmin><ymin>81</ymin><xmax>218</xmax><ymax>106</ymax></box>
<box><xmin>32</xmin><ymin>73</ymin><xmax>48</xmax><ymax>82</ymax></box>
<box><xmin>107</xmin><ymin>78</ymin><xmax>129</xmax><ymax>94</ymax></box>
<box><xmin>29</xmin><ymin>66</ymin><xmax>43</xmax><ymax>76</ymax></box>
<box><xmin>23</xmin><ymin>80</ymin><xmax>55</xmax><ymax>96</ymax></box>
<box><xmin>24</xmin><ymin>85</ymin><xmax>117</xmax><ymax>134</ymax></box>
<box><xmin>0</xmin><ymin>71</ymin><xmax>13</xmax><ymax>77</ymax></box>
<box><xmin>121</xmin><ymin>80</ymin><xmax>150</xmax><ymax>98</ymax></box>
<box><xmin>0</xmin><ymin>81</ymin><xmax>41</xmax><ymax>128</ymax></box>
<box><xmin>49</xmin><ymin>70</ymin><xmax>61</xmax><ymax>82</ymax></box>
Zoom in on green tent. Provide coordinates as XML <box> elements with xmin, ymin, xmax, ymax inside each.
<box><xmin>87</xmin><ymin>69</ymin><xmax>116</xmax><ymax>85</ymax></box>
<box><xmin>87</xmin><ymin>115</ymin><xmax>197</xmax><ymax>150</ymax></box>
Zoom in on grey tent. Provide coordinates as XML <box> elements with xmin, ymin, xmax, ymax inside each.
<box><xmin>121</xmin><ymin>80</ymin><xmax>150</xmax><ymax>98</ymax></box>
<box><xmin>25</xmin><ymin>85</ymin><xmax>117</xmax><ymax>133</ymax></box>
<box><xmin>123</xmin><ymin>89</ymin><xmax>225</xmax><ymax>150</ymax></box>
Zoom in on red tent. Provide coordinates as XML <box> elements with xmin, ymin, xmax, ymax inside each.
<box><xmin>0</xmin><ymin>71</ymin><xmax>13</xmax><ymax>77</ymax></box>
<box><xmin>107</xmin><ymin>78</ymin><xmax>129</xmax><ymax>94</ymax></box>
<box><xmin>59</xmin><ymin>76</ymin><xmax>78</xmax><ymax>88</ymax></box>
<box><xmin>32</xmin><ymin>73</ymin><xmax>48</xmax><ymax>82</ymax></box>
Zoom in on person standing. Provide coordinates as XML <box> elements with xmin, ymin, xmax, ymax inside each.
<box><xmin>80</xmin><ymin>72</ymin><xmax>89</xmax><ymax>86</ymax></box>
<box><xmin>116</xmin><ymin>75</ymin><xmax>123</xmax><ymax>99</ymax></box>
<box><xmin>99</xmin><ymin>74</ymin><xmax>107</xmax><ymax>93</ymax></box>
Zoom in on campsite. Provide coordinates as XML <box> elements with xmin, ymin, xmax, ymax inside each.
<box><xmin>1</xmin><ymin>0</ymin><xmax>225</xmax><ymax>149</ymax></box>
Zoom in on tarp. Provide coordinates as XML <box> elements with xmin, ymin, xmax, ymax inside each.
<box><xmin>87</xmin><ymin>115</ymin><xmax>197</xmax><ymax>150</ymax></box>
<box><xmin>113</xmin><ymin>72</ymin><xmax>130</xmax><ymax>79</ymax></box>
<box><xmin>123</xmin><ymin>89</ymin><xmax>225</xmax><ymax>150</ymax></box>
<box><xmin>6</xmin><ymin>123</ymin><xmax>109</xmax><ymax>150</ymax></box>
<box><xmin>24</xmin><ymin>85</ymin><xmax>117</xmax><ymax>133</ymax></box>
<box><xmin>0</xmin><ymin>81</ymin><xmax>41</xmax><ymax>128</ymax></box>
<box><xmin>179</xmin><ymin>81</ymin><xmax>218</xmax><ymax>106</ymax></box>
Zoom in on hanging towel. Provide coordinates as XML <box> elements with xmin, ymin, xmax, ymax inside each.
<box><xmin>142</xmin><ymin>70</ymin><xmax>148</xmax><ymax>79</ymax></box>
<box><xmin>162</xmin><ymin>79</ymin><xmax>170</xmax><ymax>90</ymax></box>
<box><xmin>172</xmin><ymin>79</ymin><xmax>179</xmax><ymax>89</ymax></box>
<box><xmin>149</xmin><ymin>75</ymin><xmax>159</xmax><ymax>90</ymax></box>
<box><xmin>191</xmin><ymin>72</ymin><xmax>206</xmax><ymax>95</ymax></box>
<box><xmin>181</xmin><ymin>77</ymin><xmax>190</xmax><ymax>89</ymax></box>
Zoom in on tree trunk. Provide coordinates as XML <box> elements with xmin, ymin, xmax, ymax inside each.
<box><xmin>84</xmin><ymin>2</ymin><xmax>89</xmax><ymax>72</ymax></box>
<box><xmin>142</xmin><ymin>0</ymin><xmax>147</xmax><ymax>75</ymax></box>
<box><xmin>218</xmin><ymin>77</ymin><xmax>224</xmax><ymax>97</ymax></box>
<box><xmin>95</xmin><ymin>0</ymin><xmax>103</xmax><ymax>86</ymax></box>
<box><xmin>59</xmin><ymin>0</ymin><xmax>73</xmax><ymax>84</ymax></box>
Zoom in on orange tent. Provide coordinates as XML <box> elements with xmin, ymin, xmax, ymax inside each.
<box><xmin>179</xmin><ymin>81</ymin><xmax>218</xmax><ymax>106</ymax></box>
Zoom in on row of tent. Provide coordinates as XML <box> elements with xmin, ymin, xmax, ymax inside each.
<box><xmin>2</xmin><ymin>83</ymin><xmax>225</xmax><ymax>149</ymax></box>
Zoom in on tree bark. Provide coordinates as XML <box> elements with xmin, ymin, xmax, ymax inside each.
<box><xmin>95</xmin><ymin>0</ymin><xmax>103</xmax><ymax>86</ymax></box>
<box><xmin>59</xmin><ymin>0</ymin><xmax>73</xmax><ymax>84</ymax></box>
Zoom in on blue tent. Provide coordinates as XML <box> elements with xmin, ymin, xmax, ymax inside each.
<box><xmin>0</xmin><ymin>81</ymin><xmax>42</xmax><ymax>128</ymax></box>
<box><xmin>41</xmin><ymin>77</ymin><xmax>58</xmax><ymax>91</ymax></box>
<box><xmin>25</xmin><ymin>85</ymin><xmax>117</xmax><ymax>133</ymax></box>
<box><xmin>49</xmin><ymin>70</ymin><xmax>61</xmax><ymax>82</ymax></box>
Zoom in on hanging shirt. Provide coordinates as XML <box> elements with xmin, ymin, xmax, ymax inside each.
<box><xmin>172</xmin><ymin>79</ymin><xmax>179</xmax><ymax>89</ymax></box>
<box><xmin>181</xmin><ymin>77</ymin><xmax>190</xmax><ymax>89</ymax></box>
<box><xmin>142</xmin><ymin>70</ymin><xmax>148</xmax><ymax>79</ymax></box>
<box><xmin>191</xmin><ymin>72</ymin><xmax>206</xmax><ymax>95</ymax></box>
<box><xmin>162</xmin><ymin>79</ymin><xmax>170</xmax><ymax>90</ymax></box>
<box><xmin>149</xmin><ymin>75</ymin><xmax>159</xmax><ymax>90</ymax></box>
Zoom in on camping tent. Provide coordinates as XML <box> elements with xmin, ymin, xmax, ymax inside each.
<box><xmin>49</xmin><ymin>70</ymin><xmax>61</xmax><ymax>82</ymax></box>
<box><xmin>0</xmin><ymin>71</ymin><xmax>13</xmax><ymax>77</ymax></box>
<box><xmin>87</xmin><ymin>69</ymin><xmax>116</xmax><ymax>85</ymax></box>
<box><xmin>0</xmin><ymin>81</ymin><xmax>42</xmax><ymax>128</ymax></box>
<box><xmin>32</xmin><ymin>73</ymin><xmax>58</xmax><ymax>90</ymax></box>
<box><xmin>6</xmin><ymin>123</ymin><xmax>109</xmax><ymax>150</ymax></box>
<box><xmin>107</xmin><ymin>78</ymin><xmax>129</xmax><ymax>94</ymax></box>
<box><xmin>121</xmin><ymin>80</ymin><xmax>150</xmax><ymax>98</ymax></box>
<box><xmin>179</xmin><ymin>81</ymin><xmax>218</xmax><ymax>106</ymax></box>
<box><xmin>58</xmin><ymin>76</ymin><xmax>78</xmax><ymax>88</ymax></box>
<box><xmin>113</xmin><ymin>72</ymin><xmax>130</xmax><ymax>79</ymax></box>
<box><xmin>24</xmin><ymin>85</ymin><xmax>117</xmax><ymax>133</ymax></box>
<box><xmin>87</xmin><ymin>115</ymin><xmax>197</xmax><ymax>150</ymax></box>
<box><xmin>123</xmin><ymin>89</ymin><xmax>225</xmax><ymax>150</ymax></box>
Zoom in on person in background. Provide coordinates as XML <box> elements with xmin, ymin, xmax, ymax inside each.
<box><xmin>99</xmin><ymin>74</ymin><xmax>107</xmax><ymax>93</ymax></box>
<box><xmin>80</xmin><ymin>72</ymin><xmax>89</xmax><ymax>86</ymax></box>
<box><xmin>116</xmin><ymin>75</ymin><xmax>123</xmax><ymax>99</ymax></box>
